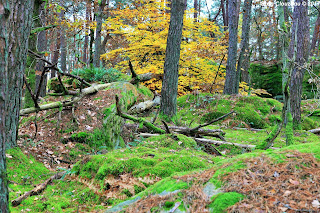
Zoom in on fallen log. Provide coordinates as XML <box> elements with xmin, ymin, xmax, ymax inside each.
<box><xmin>136</xmin><ymin>133</ymin><xmax>222</xmax><ymax>156</ymax></box>
<box><xmin>194</xmin><ymin>138</ymin><xmax>279</xmax><ymax>150</ymax></box>
<box><xmin>194</xmin><ymin>138</ymin><xmax>255</xmax><ymax>149</ymax></box>
<box><xmin>115</xmin><ymin>95</ymin><xmax>165</xmax><ymax>134</ymax></box>
<box><xmin>124</xmin><ymin>124</ymin><xmax>225</xmax><ymax>140</ymax></box>
<box><xmin>11</xmin><ymin>171</ymin><xmax>65</xmax><ymax>207</ymax></box>
<box><xmin>20</xmin><ymin>83</ymin><xmax>111</xmax><ymax>115</ymax></box>
<box><xmin>308</xmin><ymin>128</ymin><xmax>320</xmax><ymax>134</ymax></box>
<box><xmin>128</xmin><ymin>96</ymin><xmax>160</xmax><ymax>114</ymax></box>
<box><xmin>232</xmin><ymin>127</ymin><xmax>264</xmax><ymax>132</ymax></box>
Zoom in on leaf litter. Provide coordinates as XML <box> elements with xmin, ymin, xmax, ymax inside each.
<box><xmin>224</xmin><ymin>151</ymin><xmax>320</xmax><ymax>212</ymax></box>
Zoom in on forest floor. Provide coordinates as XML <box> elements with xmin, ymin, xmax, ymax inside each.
<box><xmin>9</xmin><ymin>86</ymin><xmax>320</xmax><ymax>212</ymax></box>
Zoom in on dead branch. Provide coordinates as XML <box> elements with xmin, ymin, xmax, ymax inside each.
<box><xmin>23</xmin><ymin>74</ymin><xmax>40</xmax><ymax>108</ymax></box>
<box><xmin>11</xmin><ymin>171</ymin><xmax>66</xmax><ymax>207</ymax></box>
<box><xmin>162</xmin><ymin>120</ymin><xmax>171</xmax><ymax>134</ymax></box>
<box><xmin>190</xmin><ymin>111</ymin><xmax>235</xmax><ymax>132</ymax></box>
<box><xmin>125</xmin><ymin>123</ymin><xmax>225</xmax><ymax>140</ymax></box>
<box><xmin>194</xmin><ymin>138</ymin><xmax>255</xmax><ymax>149</ymax></box>
<box><xmin>20</xmin><ymin>83</ymin><xmax>109</xmax><ymax>115</ymax></box>
<box><xmin>115</xmin><ymin>95</ymin><xmax>165</xmax><ymax>134</ymax></box>
<box><xmin>28</xmin><ymin>49</ymin><xmax>91</xmax><ymax>87</ymax></box>
<box><xmin>128</xmin><ymin>96</ymin><xmax>160</xmax><ymax>114</ymax></box>
<box><xmin>309</xmin><ymin>128</ymin><xmax>320</xmax><ymax>134</ymax></box>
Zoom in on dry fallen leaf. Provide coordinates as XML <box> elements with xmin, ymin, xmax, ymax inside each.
<box><xmin>312</xmin><ymin>200</ymin><xmax>320</xmax><ymax>208</ymax></box>
<box><xmin>283</xmin><ymin>190</ymin><xmax>292</xmax><ymax>196</ymax></box>
<box><xmin>5</xmin><ymin>154</ymin><xmax>13</xmax><ymax>159</ymax></box>
<box><xmin>289</xmin><ymin>179</ymin><xmax>299</xmax><ymax>185</ymax></box>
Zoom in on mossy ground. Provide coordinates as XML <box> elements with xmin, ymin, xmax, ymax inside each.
<box><xmin>12</xmin><ymin>92</ymin><xmax>320</xmax><ymax>212</ymax></box>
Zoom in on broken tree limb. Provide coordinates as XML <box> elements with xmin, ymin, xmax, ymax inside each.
<box><xmin>309</xmin><ymin>128</ymin><xmax>320</xmax><ymax>134</ymax></box>
<box><xmin>11</xmin><ymin>171</ymin><xmax>66</xmax><ymax>207</ymax></box>
<box><xmin>124</xmin><ymin>123</ymin><xmax>225</xmax><ymax>140</ymax></box>
<box><xmin>115</xmin><ymin>95</ymin><xmax>165</xmax><ymax>134</ymax></box>
<box><xmin>138</xmin><ymin>133</ymin><xmax>252</xmax><ymax>149</ymax></box>
<box><xmin>194</xmin><ymin>138</ymin><xmax>279</xmax><ymax>150</ymax></box>
<box><xmin>23</xmin><ymin>74</ymin><xmax>40</xmax><ymax>108</ymax></box>
<box><xmin>28</xmin><ymin>49</ymin><xmax>91</xmax><ymax>87</ymax></box>
<box><xmin>194</xmin><ymin>138</ymin><xmax>255</xmax><ymax>149</ymax></box>
<box><xmin>20</xmin><ymin>83</ymin><xmax>110</xmax><ymax>115</ymax></box>
<box><xmin>191</xmin><ymin>111</ymin><xmax>235</xmax><ymax>132</ymax></box>
<box><xmin>128</xmin><ymin>96</ymin><xmax>160</xmax><ymax>114</ymax></box>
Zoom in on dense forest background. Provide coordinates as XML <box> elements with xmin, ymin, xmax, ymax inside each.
<box><xmin>1</xmin><ymin>0</ymin><xmax>320</xmax><ymax>212</ymax></box>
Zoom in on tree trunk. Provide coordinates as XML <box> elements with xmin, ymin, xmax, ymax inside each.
<box><xmin>0</xmin><ymin>0</ymin><xmax>34</xmax><ymax>210</ymax></box>
<box><xmin>93</xmin><ymin>0</ymin><xmax>106</xmax><ymax>67</ymax></box>
<box><xmin>160</xmin><ymin>0</ymin><xmax>186</xmax><ymax>118</ymax></box>
<box><xmin>223</xmin><ymin>0</ymin><xmax>239</xmax><ymax>95</ymax></box>
<box><xmin>60</xmin><ymin>8</ymin><xmax>67</xmax><ymax>73</ymax></box>
<box><xmin>83</xmin><ymin>0</ymin><xmax>91</xmax><ymax>64</ymax></box>
<box><xmin>237</xmin><ymin>0</ymin><xmax>252</xmax><ymax>84</ymax></box>
<box><xmin>288</xmin><ymin>0</ymin><xmax>310</xmax><ymax>127</ymax></box>
<box><xmin>310</xmin><ymin>14</ymin><xmax>320</xmax><ymax>55</ymax></box>
<box><xmin>24</xmin><ymin>0</ymin><xmax>42</xmax><ymax>109</ymax></box>
<box><xmin>35</xmin><ymin>0</ymin><xmax>47</xmax><ymax>97</ymax></box>
<box><xmin>221</xmin><ymin>0</ymin><xmax>228</xmax><ymax>29</ymax></box>
<box><xmin>194</xmin><ymin>0</ymin><xmax>198</xmax><ymax>22</ymax></box>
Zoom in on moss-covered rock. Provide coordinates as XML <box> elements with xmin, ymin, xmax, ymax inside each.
<box><xmin>209</xmin><ymin>192</ymin><xmax>244</xmax><ymax>213</ymax></box>
<box><xmin>178</xmin><ymin>94</ymin><xmax>282</xmax><ymax>129</ymax></box>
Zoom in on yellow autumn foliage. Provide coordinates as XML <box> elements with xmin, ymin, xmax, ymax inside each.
<box><xmin>101</xmin><ymin>0</ymin><xmax>227</xmax><ymax>95</ymax></box>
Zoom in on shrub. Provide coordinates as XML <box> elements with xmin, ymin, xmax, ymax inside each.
<box><xmin>72</xmin><ymin>67</ymin><xmax>122</xmax><ymax>83</ymax></box>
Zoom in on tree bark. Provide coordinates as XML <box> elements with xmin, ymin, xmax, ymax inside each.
<box><xmin>59</xmin><ymin>6</ymin><xmax>67</xmax><ymax>73</ymax></box>
<box><xmin>237</xmin><ymin>0</ymin><xmax>252</xmax><ymax>84</ymax></box>
<box><xmin>194</xmin><ymin>0</ymin><xmax>198</xmax><ymax>22</ymax></box>
<box><xmin>35</xmin><ymin>0</ymin><xmax>47</xmax><ymax>97</ymax></box>
<box><xmin>0</xmin><ymin>0</ymin><xmax>34</xmax><ymax>211</ymax></box>
<box><xmin>93</xmin><ymin>0</ymin><xmax>106</xmax><ymax>67</ymax></box>
<box><xmin>160</xmin><ymin>0</ymin><xmax>186</xmax><ymax>118</ymax></box>
<box><xmin>223</xmin><ymin>0</ymin><xmax>239</xmax><ymax>95</ymax></box>
<box><xmin>288</xmin><ymin>0</ymin><xmax>310</xmax><ymax>126</ymax></box>
<box><xmin>83</xmin><ymin>0</ymin><xmax>91</xmax><ymax>64</ymax></box>
<box><xmin>310</xmin><ymin>13</ymin><xmax>320</xmax><ymax>55</ymax></box>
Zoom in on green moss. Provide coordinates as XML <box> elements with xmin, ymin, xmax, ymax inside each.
<box><xmin>209</xmin><ymin>192</ymin><xmax>244</xmax><ymax>213</ymax></box>
<box><xmin>72</xmin><ymin>136</ymin><xmax>213</xmax><ymax>186</ymax></box>
<box><xmin>286</xmin><ymin>112</ymin><xmax>294</xmax><ymax>146</ymax></box>
<box><xmin>143</xmin><ymin>134</ymin><xmax>197</xmax><ymax>150</ymax></box>
<box><xmin>301</xmin><ymin>116</ymin><xmax>318</xmax><ymax>130</ymax></box>
<box><xmin>6</xmin><ymin>148</ymin><xmax>49</xmax><ymax>184</ymax></box>
<box><xmin>256</xmin><ymin>124</ymin><xmax>279</xmax><ymax>149</ymax></box>
<box><xmin>235</xmin><ymin>106</ymin><xmax>266</xmax><ymax>129</ymax></box>
<box><xmin>137</xmin><ymin>85</ymin><xmax>154</xmax><ymax>99</ymax></box>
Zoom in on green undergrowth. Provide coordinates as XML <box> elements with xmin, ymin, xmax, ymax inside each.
<box><xmin>177</xmin><ymin>94</ymin><xmax>319</xmax><ymax>130</ymax></box>
<box><xmin>7</xmin><ymin>148</ymin><xmax>110</xmax><ymax>212</ymax></box>
<box><xmin>72</xmin><ymin>134</ymin><xmax>214</xmax><ymax>186</ymax></box>
<box><xmin>209</xmin><ymin>192</ymin><xmax>245</xmax><ymax>213</ymax></box>
<box><xmin>177</xmin><ymin>94</ymin><xmax>283</xmax><ymax>129</ymax></box>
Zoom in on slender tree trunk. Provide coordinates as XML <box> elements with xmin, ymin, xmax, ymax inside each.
<box><xmin>93</xmin><ymin>0</ymin><xmax>106</xmax><ymax>67</ymax></box>
<box><xmin>310</xmin><ymin>14</ymin><xmax>320</xmax><ymax>55</ymax></box>
<box><xmin>288</xmin><ymin>0</ymin><xmax>310</xmax><ymax>127</ymax></box>
<box><xmin>194</xmin><ymin>0</ymin><xmax>198</xmax><ymax>22</ymax></box>
<box><xmin>222</xmin><ymin>0</ymin><xmax>228</xmax><ymax>29</ymax></box>
<box><xmin>24</xmin><ymin>0</ymin><xmax>42</xmax><ymax>108</ymax></box>
<box><xmin>223</xmin><ymin>0</ymin><xmax>239</xmax><ymax>95</ymax></box>
<box><xmin>83</xmin><ymin>0</ymin><xmax>91</xmax><ymax>64</ymax></box>
<box><xmin>1</xmin><ymin>0</ymin><xmax>34</xmax><ymax>210</ymax></box>
<box><xmin>237</xmin><ymin>0</ymin><xmax>252</xmax><ymax>84</ymax></box>
<box><xmin>60</xmin><ymin>8</ymin><xmax>67</xmax><ymax>72</ymax></box>
<box><xmin>51</xmin><ymin>29</ymin><xmax>60</xmax><ymax>78</ymax></box>
<box><xmin>35</xmin><ymin>0</ymin><xmax>47</xmax><ymax>97</ymax></box>
<box><xmin>160</xmin><ymin>0</ymin><xmax>186</xmax><ymax>118</ymax></box>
